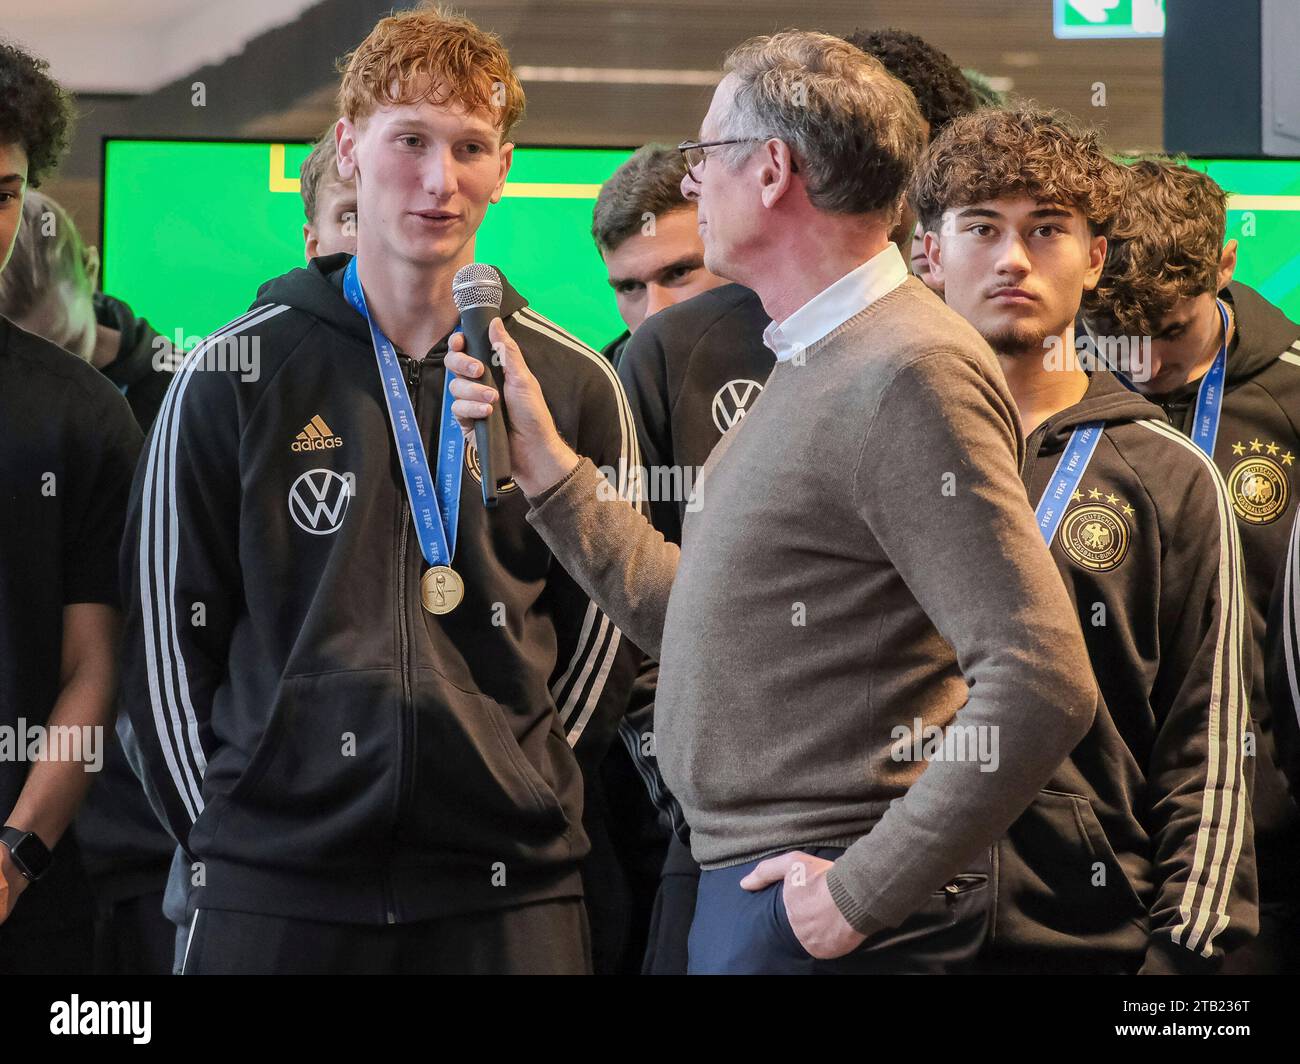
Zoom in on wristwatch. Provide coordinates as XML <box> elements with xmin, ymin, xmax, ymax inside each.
<box><xmin>0</xmin><ymin>826</ymin><xmax>53</xmax><ymax>882</ymax></box>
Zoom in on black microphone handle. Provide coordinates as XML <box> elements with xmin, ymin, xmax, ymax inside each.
<box><xmin>459</xmin><ymin>304</ymin><xmax>512</xmax><ymax>508</ymax></box>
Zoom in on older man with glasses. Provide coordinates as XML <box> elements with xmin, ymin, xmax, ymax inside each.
<box><xmin>446</xmin><ymin>30</ymin><xmax>1098</xmax><ymax>974</ymax></box>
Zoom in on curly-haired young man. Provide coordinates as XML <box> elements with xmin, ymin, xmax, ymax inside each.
<box><xmin>1084</xmin><ymin>159</ymin><xmax>1300</xmax><ymax>973</ymax></box>
<box><xmin>914</xmin><ymin>110</ymin><xmax>1256</xmax><ymax>973</ymax></box>
<box><xmin>0</xmin><ymin>41</ymin><xmax>143</xmax><ymax>974</ymax></box>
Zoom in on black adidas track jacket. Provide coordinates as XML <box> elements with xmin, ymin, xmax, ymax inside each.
<box><xmin>987</xmin><ymin>371</ymin><xmax>1257</xmax><ymax>974</ymax></box>
<box><xmin>1130</xmin><ymin>282</ymin><xmax>1300</xmax><ymax>897</ymax></box>
<box><xmin>117</xmin><ymin>253</ymin><xmax>641</xmax><ymax>924</ymax></box>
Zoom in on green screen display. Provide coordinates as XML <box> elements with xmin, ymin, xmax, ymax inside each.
<box><xmin>101</xmin><ymin>139</ymin><xmax>634</xmax><ymax>352</ymax></box>
<box><xmin>1188</xmin><ymin>159</ymin><xmax>1300</xmax><ymax>323</ymax></box>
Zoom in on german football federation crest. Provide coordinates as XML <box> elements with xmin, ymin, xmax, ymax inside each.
<box><xmin>1060</xmin><ymin>487</ymin><xmax>1133</xmax><ymax>572</ymax></box>
<box><xmin>464</xmin><ymin>434</ymin><xmax>517</xmax><ymax>494</ymax></box>
<box><xmin>1226</xmin><ymin>439</ymin><xmax>1292</xmax><ymax>525</ymax></box>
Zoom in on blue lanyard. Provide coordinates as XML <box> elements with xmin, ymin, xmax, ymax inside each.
<box><xmin>1115</xmin><ymin>298</ymin><xmax>1230</xmax><ymax>459</ymax></box>
<box><xmin>1188</xmin><ymin>299</ymin><xmax>1231</xmax><ymax>459</ymax></box>
<box><xmin>343</xmin><ymin>257</ymin><xmax>464</xmax><ymax>568</ymax></box>
<box><xmin>1036</xmin><ymin>422</ymin><xmax>1104</xmax><ymax>547</ymax></box>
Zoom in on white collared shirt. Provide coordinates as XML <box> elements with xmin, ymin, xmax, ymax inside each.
<box><xmin>761</xmin><ymin>243</ymin><xmax>909</xmax><ymax>362</ymax></box>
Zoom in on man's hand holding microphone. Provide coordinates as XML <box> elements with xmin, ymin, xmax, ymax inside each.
<box><xmin>447</xmin><ymin>317</ymin><xmax>579</xmax><ymax>498</ymax></box>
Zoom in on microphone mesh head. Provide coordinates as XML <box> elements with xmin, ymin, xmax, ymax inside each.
<box><xmin>453</xmin><ymin>263</ymin><xmax>503</xmax><ymax>311</ymax></box>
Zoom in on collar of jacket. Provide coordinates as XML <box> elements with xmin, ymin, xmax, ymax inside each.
<box><xmin>248</xmin><ymin>252</ymin><xmax>530</xmax><ymax>354</ymax></box>
<box><xmin>1028</xmin><ymin>369</ymin><xmax>1167</xmax><ymax>457</ymax></box>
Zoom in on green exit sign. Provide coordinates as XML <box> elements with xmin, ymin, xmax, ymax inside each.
<box><xmin>1054</xmin><ymin>0</ymin><xmax>1165</xmax><ymax>39</ymax></box>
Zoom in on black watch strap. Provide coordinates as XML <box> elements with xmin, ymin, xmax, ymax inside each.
<box><xmin>1</xmin><ymin>826</ymin><xmax>53</xmax><ymax>882</ymax></box>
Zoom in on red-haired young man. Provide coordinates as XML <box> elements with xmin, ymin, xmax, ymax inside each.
<box><xmin>118</xmin><ymin>9</ymin><xmax>639</xmax><ymax>975</ymax></box>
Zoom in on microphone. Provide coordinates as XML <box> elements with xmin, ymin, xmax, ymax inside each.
<box><xmin>452</xmin><ymin>263</ymin><xmax>512</xmax><ymax>508</ymax></box>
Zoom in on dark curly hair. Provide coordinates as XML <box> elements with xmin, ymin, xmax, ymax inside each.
<box><xmin>909</xmin><ymin>106</ymin><xmax>1128</xmax><ymax>237</ymax></box>
<box><xmin>0</xmin><ymin>40</ymin><xmax>73</xmax><ymax>188</ymax></box>
<box><xmin>1082</xmin><ymin>158</ymin><xmax>1227</xmax><ymax>338</ymax></box>
<box><xmin>843</xmin><ymin>28</ymin><xmax>977</xmax><ymax>135</ymax></box>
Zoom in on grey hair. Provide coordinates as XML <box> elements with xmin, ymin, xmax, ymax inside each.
<box><xmin>717</xmin><ymin>30</ymin><xmax>927</xmax><ymax>216</ymax></box>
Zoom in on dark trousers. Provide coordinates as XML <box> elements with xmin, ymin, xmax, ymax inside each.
<box><xmin>181</xmin><ymin>898</ymin><xmax>592</xmax><ymax>975</ymax></box>
<box><xmin>643</xmin><ymin>833</ymin><xmax>700</xmax><ymax>975</ymax></box>
<box><xmin>687</xmin><ymin>846</ymin><xmax>992</xmax><ymax>975</ymax></box>
<box><xmin>93</xmin><ymin>889</ymin><xmax>175</xmax><ymax>976</ymax></box>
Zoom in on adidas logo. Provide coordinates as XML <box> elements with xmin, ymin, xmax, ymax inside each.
<box><xmin>291</xmin><ymin>415</ymin><xmax>343</xmax><ymax>452</ymax></box>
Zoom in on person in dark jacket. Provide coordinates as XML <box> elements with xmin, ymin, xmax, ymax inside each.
<box><xmin>1267</xmin><ymin>506</ymin><xmax>1300</xmax><ymax>837</ymax></box>
<box><xmin>616</xmin><ymin>26</ymin><xmax>979</xmax><ymax>975</ymax></box>
<box><xmin>0</xmin><ymin>188</ymin><xmax>178</xmax><ymax>974</ymax></box>
<box><xmin>140</xmin><ymin>120</ymin><xmax>366</xmax><ymax>979</ymax></box>
<box><xmin>1084</xmin><ymin>159</ymin><xmax>1300</xmax><ymax>974</ymax></box>
<box><xmin>0</xmin><ymin>39</ymin><xmax>144</xmax><ymax>976</ymax></box>
<box><xmin>914</xmin><ymin>108</ymin><xmax>1257</xmax><ymax>973</ymax></box>
<box><xmin>117</xmin><ymin>9</ymin><xmax>639</xmax><ymax>975</ymax></box>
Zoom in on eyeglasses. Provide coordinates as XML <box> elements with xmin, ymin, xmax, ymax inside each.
<box><xmin>677</xmin><ymin>138</ymin><xmax>800</xmax><ymax>182</ymax></box>
<box><xmin>677</xmin><ymin>139</ymin><xmax>761</xmax><ymax>182</ymax></box>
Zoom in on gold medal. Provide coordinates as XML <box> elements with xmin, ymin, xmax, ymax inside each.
<box><xmin>420</xmin><ymin>565</ymin><xmax>464</xmax><ymax>615</ymax></box>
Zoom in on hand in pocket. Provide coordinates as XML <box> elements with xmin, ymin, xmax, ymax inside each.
<box><xmin>741</xmin><ymin>851</ymin><xmax>866</xmax><ymax>959</ymax></box>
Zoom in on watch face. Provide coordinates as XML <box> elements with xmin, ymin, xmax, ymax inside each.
<box><xmin>10</xmin><ymin>832</ymin><xmax>53</xmax><ymax>880</ymax></box>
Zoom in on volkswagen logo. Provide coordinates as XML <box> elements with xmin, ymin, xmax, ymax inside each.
<box><xmin>288</xmin><ymin>469</ymin><xmax>353</xmax><ymax>535</ymax></box>
<box><xmin>711</xmin><ymin>378</ymin><xmax>765</xmax><ymax>434</ymax></box>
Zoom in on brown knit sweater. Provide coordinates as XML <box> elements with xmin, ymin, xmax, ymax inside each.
<box><xmin>527</xmin><ymin>277</ymin><xmax>1097</xmax><ymax>935</ymax></box>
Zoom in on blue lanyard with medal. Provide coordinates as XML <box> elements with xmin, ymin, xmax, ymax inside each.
<box><xmin>344</xmin><ymin>257</ymin><xmax>466</xmax><ymax>615</ymax></box>
<box><xmin>1114</xmin><ymin>298</ymin><xmax>1231</xmax><ymax>460</ymax></box>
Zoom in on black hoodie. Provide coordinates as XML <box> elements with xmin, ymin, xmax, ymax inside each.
<box><xmin>983</xmin><ymin>370</ymin><xmax>1257</xmax><ymax>974</ymax></box>
<box><xmin>618</xmin><ymin>283</ymin><xmax>775</xmax><ymax>546</ymax></box>
<box><xmin>1267</xmin><ymin>501</ymin><xmax>1300</xmax><ymax>813</ymax></box>
<box><xmin>117</xmin><ymin>253</ymin><xmax>641</xmax><ymax>924</ymax></box>
<box><xmin>1135</xmin><ymin>282</ymin><xmax>1300</xmax><ymax>894</ymax></box>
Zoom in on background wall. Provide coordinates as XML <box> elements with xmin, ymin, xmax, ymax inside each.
<box><xmin>6</xmin><ymin>0</ymin><xmax>1165</xmax><ymax>251</ymax></box>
